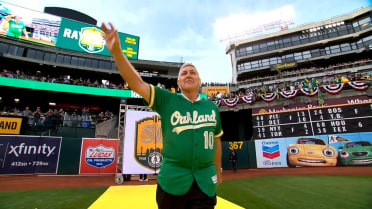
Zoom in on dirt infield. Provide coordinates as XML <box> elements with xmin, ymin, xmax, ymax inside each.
<box><xmin>1</xmin><ymin>167</ymin><xmax>371</xmax><ymax>191</ymax></box>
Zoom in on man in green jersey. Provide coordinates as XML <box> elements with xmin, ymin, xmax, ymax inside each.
<box><xmin>4</xmin><ymin>15</ymin><xmax>28</xmax><ymax>39</ymax></box>
<box><xmin>101</xmin><ymin>22</ymin><xmax>223</xmax><ymax>209</ymax></box>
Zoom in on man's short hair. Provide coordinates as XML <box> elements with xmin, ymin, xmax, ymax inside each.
<box><xmin>178</xmin><ymin>63</ymin><xmax>198</xmax><ymax>80</ymax></box>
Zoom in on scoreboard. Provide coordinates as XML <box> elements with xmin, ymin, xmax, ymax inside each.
<box><xmin>253</xmin><ymin>103</ymin><xmax>372</xmax><ymax>139</ymax></box>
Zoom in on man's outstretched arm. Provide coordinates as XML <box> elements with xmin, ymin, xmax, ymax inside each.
<box><xmin>101</xmin><ymin>22</ymin><xmax>150</xmax><ymax>103</ymax></box>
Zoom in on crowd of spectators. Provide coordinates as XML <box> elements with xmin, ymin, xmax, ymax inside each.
<box><xmin>0</xmin><ymin>69</ymin><xmax>132</xmax><ymax>90</ymax></box>
<box><xmin>0</xmin><ymin>66</ymin><xmax>231</xmax><ymax>94</ymax></box>
<box><xmin>239</xmin><ymin>58</ymin><xmax>371</xmax><ymax>86</ymax></box>
<box><xmin>1</xmin><ymin>59</ymin><xmax>371</xmax><ymax>113</ymax></box>
<box><xmin>207</xmin><ymin>59</ymin><xmax>372</xmax><ymax>102</ymax></box>
<box><xmin>0</xmin><ymin>106</ymin><xmax>115</xmax><ymax>129</ymax></box>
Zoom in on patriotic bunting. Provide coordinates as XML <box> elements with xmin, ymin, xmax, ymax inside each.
<box><xmin>347</xmin><ymin>81</ymin><xmax>368</xmax><ymax>91</ymax></box>
<box><xmin>213</xmin><ymin>99</ymin><xmax>222</xmax><ymax>107</ymax></box>
<box><xmin>241</xmin><ymin>95</ymin><xmax>254</xmax><ymax>104</ymax></box>
<box><xmin>222</xmin><ymin>97</ymin><xmax>240</xmax><ymax>108</ymax></box>
<box><xmin>279</xmin><ymin>90</ymin><xmax>298</xmax><ymax>99</ymax></box>
<box><xmin>300</xmin><ymin>87</ymin><xmax>319</xmax><ymax>97</ymax></box>
<box><xmin>322</xmin><ymin>83</ymin><xmax>345</xmax><ymax>95</ymax></box>
<box><xmin>260</xmin><ymin>92</ymin><xmax>277</xmax><ymax>103</ymax></box>
<box><xmin>211</xmin><ymin>81</ymin><xmax>369</xmax><ymax>108</ymax></box>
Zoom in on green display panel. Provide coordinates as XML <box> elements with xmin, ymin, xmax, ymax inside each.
<box><xmin>0</xmin><ymin>2</ymin><xmax>139</xmax><ymax>59</ymax></box>
<box><xmin>56</xmin><ymin>18</ymin><xmax>139</xmax><ymax>59</ymax></box>
<box><xmin>0</xmin><ymin>77</ymin><xmax>135</xmax><ymax>97</ymax></box>
<box><xmin>57</xmin><ymin>137</ymin><xmax>82</xmax><ymax>174</ymax></box>
<box><xmin>0</xmin><ymin>77</ymin><xmax>207</xmax><ymax>98</ymax></box>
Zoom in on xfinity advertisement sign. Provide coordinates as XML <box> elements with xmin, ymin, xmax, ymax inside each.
<box><xmin>0</xmin><ymin>135</ymin><xmax>62</xmax><ymax>174</ymax></box>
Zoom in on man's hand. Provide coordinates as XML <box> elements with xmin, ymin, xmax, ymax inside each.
<box><xmin>214</xmin><ymin>137</ymin><xmax>222</xmax><ymax>186</ymax></box>
<box><xmin>100</xmin><ymin>22</ymin><xmax>122</xmax><ymax>55</ymax></box>
<box><xmin>217</xmin><ymin>169</ymin><xmax>223</xmax><ymax>186</ymax></box>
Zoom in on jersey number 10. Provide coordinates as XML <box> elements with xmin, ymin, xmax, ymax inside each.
<box><xmin>204</xmin><ymin>131</ymin><xmax>214</xmax><ymax>149</ymax></box>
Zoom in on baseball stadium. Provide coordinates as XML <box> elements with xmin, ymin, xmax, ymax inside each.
<box><xmin>0</xmin><ymin>1</ymin><xmax>371</xmax><ymax>209</ymax></box>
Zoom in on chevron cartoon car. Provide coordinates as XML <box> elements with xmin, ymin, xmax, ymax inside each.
<box><xmin>287</xmin><ymin>137</ymin><xmax>337</xmax><ymax>167</ymax></box>
<box><xmin>338</xmin><ymin>141</ymin><xmax>372</xmax><ymax>166</ymax></box>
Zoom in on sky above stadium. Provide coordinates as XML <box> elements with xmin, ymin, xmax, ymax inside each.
<box><xmin>4</xmin><ymin>0</ymin><xmax>371</xmax><ymax>83</ymax></box>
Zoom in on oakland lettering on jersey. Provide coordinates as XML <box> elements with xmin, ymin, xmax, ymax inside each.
<box><xmin>171</xmin><ymin>110</ymin><xmax>217</xmax><ymax>134</ymax></box>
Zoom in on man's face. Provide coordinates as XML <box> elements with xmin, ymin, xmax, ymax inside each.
<box><xmin>177</xmin><ymin>65</ymin><xmax>201</xmax><ymax>92</ymax></box>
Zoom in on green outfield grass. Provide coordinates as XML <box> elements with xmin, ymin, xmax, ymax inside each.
<box><xmin>0</xmin><ymin>187</ymin><xmax>107</xmax><ymax>209</ymax></box>
<box><xmin>218</xmin><ymin>175</ymin><xmax>372</xmax><ymax>209</ymax></box>
<box><xmin>0</xmin><ymin>175</ymin><xmax>371</xmax><ymax>209</ymax></box>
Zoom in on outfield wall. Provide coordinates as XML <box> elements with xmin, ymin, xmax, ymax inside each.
<box><xmin>1</xmin><ymin>133</ymin><xmax>371</xmax><ymax>175</ymax></box>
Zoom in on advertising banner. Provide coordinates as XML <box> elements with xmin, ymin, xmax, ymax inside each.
<box><xmin>0</xmin><ymin>116</ymin><xmax>22</xmax><ymax>134</ymax></box>
<box><xmin>122</xmin><ymin>110</ymin><xmax>163</xmax><ymax>174</ymax></box>
<box><xmin>56</xmin><ymin>18</ymin><xmax>139</xmax><ymax>59</ymax></box>
<box><xmin>201</xmin><ymin>86</ymin><xmax>229</xmax><ymax>96</ymax></box>
<box><xmin>0</xmin><ymin>135</ymin><xmax>61</xmax><ymax>174</ymax></box>
<box><xmin>255</xmin><ymin>139</ymin><xmax>289</xmax><ymax>168</ymax></box>
<box><xmin>254</xmin><ymin>132</ymin><xmax>372</xmax><ymax>168</ymax></box>
<box><xmin>79</xmin><ymin>138</ymin><xmax>118</xmax><ymax>174</ymax></box>
<box><xmin>271</xmin><ymin>62</ymin><xmax>297</xmax><ymax>71</ymax></box>
<box><xmin>0</xmin><ymin>2</ymin><xmax>61</xmax><ymax>46</ymax></box>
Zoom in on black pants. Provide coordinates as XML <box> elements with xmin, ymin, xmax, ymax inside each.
<box><xmin>140</xmin><ymin>174</ymin><xmax>147</xmax><ymax>180</ymax></box>
<box><xmin>231</xmin><ymin>162</ymin><xmax>237</xmax><ymax>172</ymax></box>
<box><xmin>156</xmin><ymin>180</ymin><xmax>216</xmax><ymax>209</ymax></box>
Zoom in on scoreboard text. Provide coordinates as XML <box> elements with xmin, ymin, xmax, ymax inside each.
<box><xmin>253</xmin><ymin>103</ymin><xmax>372</xmax><ymax>139</ymax></box>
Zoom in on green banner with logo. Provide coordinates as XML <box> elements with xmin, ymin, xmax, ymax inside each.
<box><xmin>56</xmin><ymin>18</ymin><xmax>139</xmax><ymax>59</ymax></box>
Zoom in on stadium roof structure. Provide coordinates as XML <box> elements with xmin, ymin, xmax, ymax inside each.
<box><xmin>226</xmin><ymin>6</ymin><xmax>371</xmax><ymax>53</ymax></box>
<box><xmin>225</xmin><ymin>6</ymin><xmax>372</xmax><ymax>85</ymax></box>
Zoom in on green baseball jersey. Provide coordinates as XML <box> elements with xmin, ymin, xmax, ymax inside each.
<box><xmin>147</xmin><ymin>85</ymin><xmax>223</xmax><ymax>197</ymax></box>
<box><xmin>7</xmin><ymin>19</ymin><xmax>26</xmax><ymax>38</ymax></box>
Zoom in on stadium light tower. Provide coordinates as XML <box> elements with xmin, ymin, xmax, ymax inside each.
<box><xmin>214</xmin><ymin>5</ymin><xmax>295</xmax><ymax>42</ymax></box>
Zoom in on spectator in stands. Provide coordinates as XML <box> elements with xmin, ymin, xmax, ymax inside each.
<box><xmin>347</xmin><ymin>73</ymin><xmax>354</xmax><ymax>82</ymax></box>
<box><xmin>96</xmin><ymin>111</ymin><xmax>105</xmax><ymax>124</ymax></box>
<box><xmin>321</xmin><ymin>76</ymin><xmax>328</xmax><ymax>85</ymax></box>
<box><xmin>361</xmin><ymin>73</ymin><xmax>371</xmax><ymax>80</ymax></box>
<box><xmin>32</xmin><ymin>107</ymin><xmax>42</xmax><ymax>126</ymax></box>
<box><xmin>58</xmin><ymin>109</ymin><xmax>65</xmax><ymax>126</ymax></box>
<box><xmin>334</xmin><ymin>75</ymin><xmax>341</xmax><ymax>84</ymax></box>
<box><xmin>70</xmin><ymin>111</ymin><xmax>79</xmax><ymax>127</ymax></box>
<box><xmin>82</xmin><ymin>108</ymin><xmax>88</xmax><ymax>118</ymax></box>
<box><xmin>223</xmin><ymin>92</ymin><xmax>229</xmax><ymax>99</ymax></box>
<box><xmin>216</xmin><ymin>91</ymin><xmax>222</xmax><ymax>100</ymax></box>
<box><xmin>341</xmin><ymin>75</ymin><xmax>350</xmax><ymax>83</ymax></box>
<box><xmin>22</xmin><ymin>106</ymin><xmax>32</xmax><ymax>117</ymax></box>
<box><xmin>43</xmin><ymin>109</ymin><xmax>53</xmax><ymax>129</ymax></box>
<box><xmin>9</xmin><ymin>107</ymin><xmax>20</xmax><ymax>116</ymax></box>
<box><xmin>50</xmin><ymin>109</ymin><xmax>59</xmax><ymax>129</ymax></box>
<box><xmin>261</xmin><ymin>83</ymin><xmax>267</xmax><ymax>95</ymax></box>
<box><xmin>329</xmin><ymin>77</ymin><xmax>335</xmax><ymax>84</ymax></box>
<box><xmin>312</xmin><ymin>78</ymin><xmax>319</xmax><ymax>88</ymax></box>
